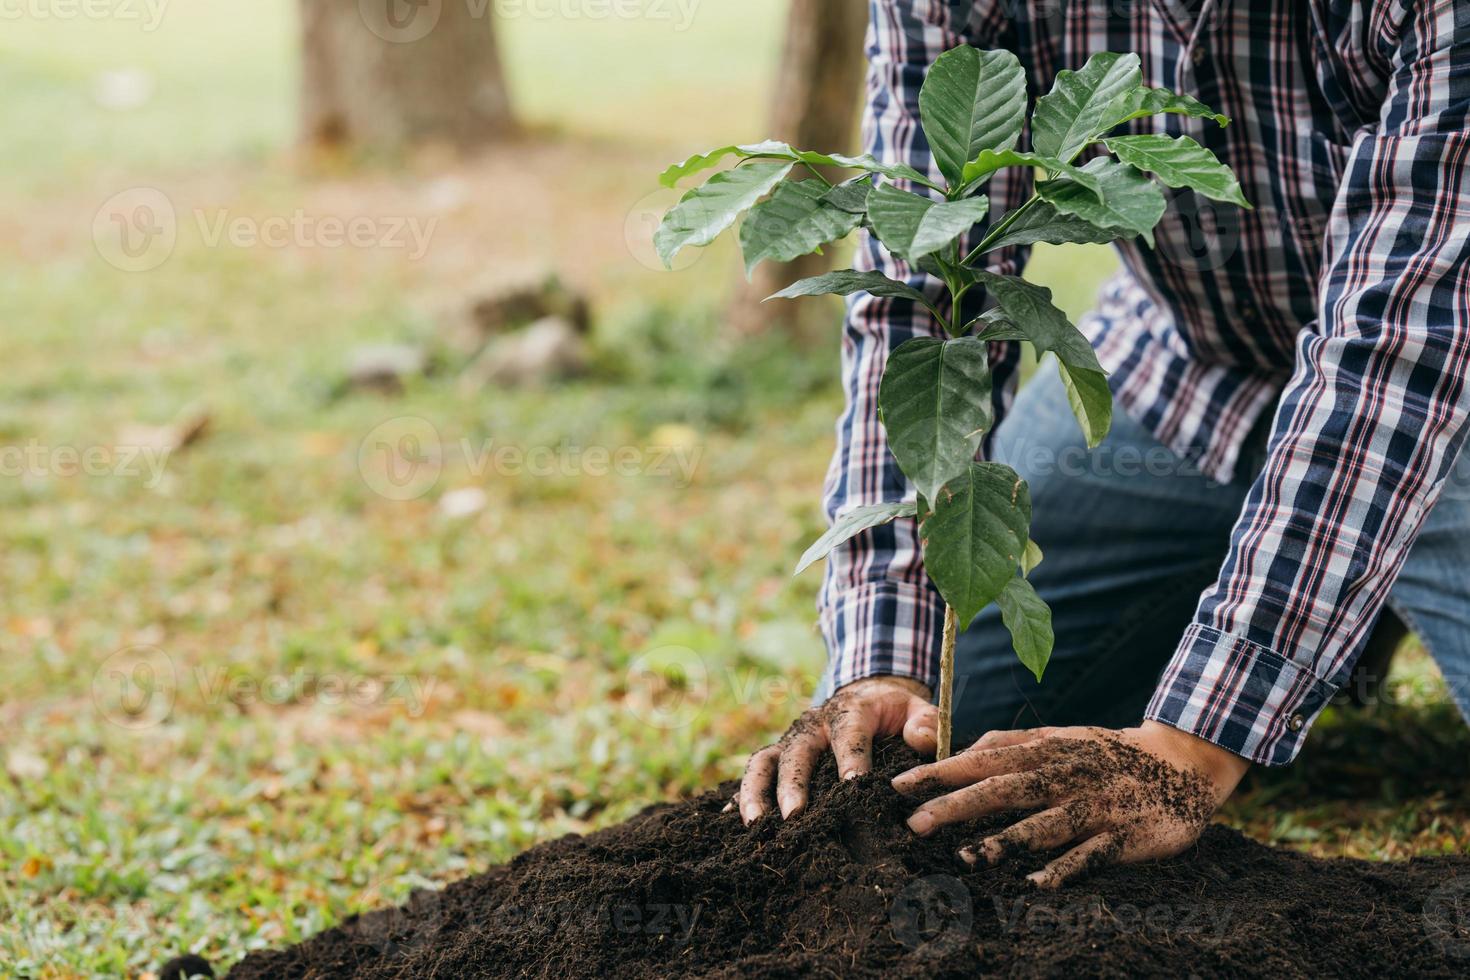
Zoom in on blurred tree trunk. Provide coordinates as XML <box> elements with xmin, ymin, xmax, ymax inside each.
<box><xmin>299</xmin><ymin>0</ymin><xmax>516</xmax><ymax>153</ymax></box>
<box><xmin>727</xmin><ymin>0</ymin><xmax>868</xmax><ymax>336</ymax></box>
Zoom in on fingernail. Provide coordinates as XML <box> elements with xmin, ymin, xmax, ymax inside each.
<box><xmin>722</xmin><ymin>801</ymin><xmax>734</xmax><ymax>814</ymax></box>
<box><xmin>778</xmin><ymin>796</ymin><xmax>798</xmax><ymax>819</ymax></box>
<box><xmin>980</xmin><ymin>839</ymin><xmax>1002</xmax><ymax>865</ymax></box>
<box><xmin>842</xmin><ymin>770</ymin><xmax>861</xmax><ymax>781</ymax></box>
<box><xmin>958</xmin><ymin>846</ymin><xmax>977</xmax><ymax>866</ymax></box>
<box><xmin>916</xmin><ymin>727</ymin><xmax>934</xmax><ymax>741</ymax></box>
<box><xmin>907</xmin><ymin>810</ymin><xmax>935</xmax><ymax>836</ymax></box>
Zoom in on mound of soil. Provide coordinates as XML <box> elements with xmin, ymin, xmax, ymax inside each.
<box><xmin>226</xmin><ymin>741</ymin><xmax>1470</xmax><ymax>978</ymax></box>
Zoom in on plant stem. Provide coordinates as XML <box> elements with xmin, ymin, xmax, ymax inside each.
<box><xmin>961</xmin><ymin>192</ymin><xmax>1040</xmax><ymax>266</ymax></box>
<box><xmin>936</xmin><ymin>604</ymin><xmax>957</xmax><ymax>760</ymax></box>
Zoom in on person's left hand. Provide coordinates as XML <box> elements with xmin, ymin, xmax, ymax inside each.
<box><xmin>891</xmin><ymin>721</ymin><xmax>1250</xmax><ymax>889</ymax></box>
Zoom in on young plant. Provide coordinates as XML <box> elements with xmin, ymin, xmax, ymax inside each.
<box><xmin>654</xmin><ymin>48</ymin><xmax>1247</xmax><ymax>759</ymax></box>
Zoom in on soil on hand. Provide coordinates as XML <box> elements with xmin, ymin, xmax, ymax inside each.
<box><xmin>227</xmin><ymin>740</ymin><xmax>1470</xmax><ymax>978</ymax></box>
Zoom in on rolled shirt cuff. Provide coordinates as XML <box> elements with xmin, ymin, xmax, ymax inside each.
<box><xmin>1146</xmin><ymin>623</ymin><xmax>1338</xmax><ymax>766</ymax></box>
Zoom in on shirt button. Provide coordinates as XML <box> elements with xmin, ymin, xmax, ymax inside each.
<box><xmin>1287</xmin><ymin>713</ymin><xmax>1305</xmax><ymax>732</ymax></box>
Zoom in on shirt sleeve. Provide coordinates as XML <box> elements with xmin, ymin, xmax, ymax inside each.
<box><xmin>1147</xmin><ymin>0</ymin><xmax>1470</xmax><ymax>765</ymax></box>
<box><xmin>818</xmin><ymin>0</ymin><xmax>1033</xmax><ymax>694</ymax></box>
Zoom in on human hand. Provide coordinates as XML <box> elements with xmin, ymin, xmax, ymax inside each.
<box><xmin>729</xmin><ymin>675</ymin><xmax>937</xmax><ymax>824</ymax></box>
<box><xmin>892</xmin><ymin>721</ymin><xmax>1250</xmax><ymax>888</ymax></box>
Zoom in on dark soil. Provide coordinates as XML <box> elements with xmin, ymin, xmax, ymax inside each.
<box><xmin>225</xmin><ymin>740</ymin><xmax>1470</xmax><ymax>978</ymax></box>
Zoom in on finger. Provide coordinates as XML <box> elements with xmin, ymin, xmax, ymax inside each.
<box><xmin>722</xmin><ymin>800</ymin><xmax>734</xmax><ymax>814</ymax></box>
<box><xmin>907</xmin><ymin>770</ymin><xmax>1055</xmax><ymax>837</ymax></box>
<box><xmin>960</xmin><ymin>801</ymin><xmax>1092</xmax><ymax>866</ymax></box>
<box><xmin>776</xmin><ymin>728</ymin><xmax>828</xmax><ymax>819</ymax></box>
<box><xmin>1027</xmin><ymin>831</ymin><xmax>1126</xmax><ymax>890</ymax></box>
<box><xmin>901</xmin><ymin>697</ymin><xmax>938</xmax><ymax>754</ymax></box>
<box><xmin>970</xmin><ymin>727</ymin><xmax>1054</xmax><ymax>752</ymax></box>
<box><xmin>738</xmin><ymin>746</ymin><xmax>780</xmax><ymax>826</ymax></box>
<box><xmin>826</xmin><ymin>701</ymin><xmax>876</xmax><ymax>780</ymax></box>
<box><xmin>892</xmin><ymin>740</ymin><xmax>1051</xmax><ymax>795</ymax></box>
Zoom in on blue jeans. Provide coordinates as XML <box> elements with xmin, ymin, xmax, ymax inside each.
<box><xmin>948</xmin><ymin>365</ymin><xmax>1470</xmax><ymax>747</ymax></box>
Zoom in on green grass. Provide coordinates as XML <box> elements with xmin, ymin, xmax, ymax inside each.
<box><xmin>2</xmin><ymin>4</ymin><xmax>1465</xmax><ymax>977</ymax></box>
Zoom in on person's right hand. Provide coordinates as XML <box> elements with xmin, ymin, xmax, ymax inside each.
<box><xmin>728</xmin><ymin>675</ymin><xmax>937</xmax><ymax>825</ymax></box>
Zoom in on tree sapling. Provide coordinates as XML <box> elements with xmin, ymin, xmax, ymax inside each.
<box><xmin>654</xmin><ymin>48</ymin><xmax>1248</xmax><ymax>759</ymax></box>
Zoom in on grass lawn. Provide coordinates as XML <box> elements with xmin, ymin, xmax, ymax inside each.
<box><xmin>2</xmin><ymin>3</ymin><xmax>1467</xmax><ymax>976</ymax></box>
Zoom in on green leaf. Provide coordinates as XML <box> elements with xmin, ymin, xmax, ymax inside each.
<box><xmin>1101</xmin><ymin>86</ymin><xmax>1230</xmax><ymax>132</ymax></box>
<box><xmin>996</xmin><ymin>576</ymin><xmax>1054</xmax><ymax>681</ymax></box>
<box><xmin>919</xmin><ymin>462</ymin><xmax>1032</xmax><ymax>626</ymax></box>
<box><xmin>1032</xmin><ymin>52</ymin><xmax>1143</xmax><ymax>163</ymax></box>
<box><xmin>658</xmin><ymin>141</ymin><xmax>792</xmax><ymax>186</ymax></box>
<box><xmin>766</xmin><ymin>269</ymin><xmax>944</xmax><ymax>322</ymax></box>
<box><xmin>1058</xmin><ymin>362</ymin><xmax>1113</xmax><ymax>448</ymax></box>
<box><xmin>1103</xmin><ymin>134</ymin><xmax>1251</xmax><ymax>207</ymax></box>
<box><xmin>918</xmin><ymin>46</ymin><xmax>1026</xmax><ymax>187</ymax></box>
<box><xmin>1034</xmin><ymin>158</ymin><xmax>1166</xmax><ymax>247</ymax></box>
<box><xmin>975</xmin><ymin>199</ymin><xmax>1120</xmax><ymax>253</ymax></box>
<box><xmin>821</xmin><ymin>152</ymin><xmax>942</xmax><ymax>190</ymax></box>
<box><xmin>867</xmin><ymin>184</ymin><xmax>990</xmax><ymax>261</ymax></box>
<box><xmin>958</xmin><ymin>149</ymin><xmax>1101</xmax><ymax>197</ymax></box>
<box><xmin>1021</xmin><ymin>539</ymin><xmax>1044</xmax><ymax>577</ymax></box>
<box><xmin>658</xmin><ymin>141</ymin><xmax>941</xmax><ymax>191</ymax></box>
<box><xmin>965</xmin><ymin>272</ymin><xmax>1104</xmax><ymax>375</ymax></box>
<box><xmin>878</xmin><ymin>336</ymin><xmax>994</xmax><ymax>503</ymax></box>
<box><xmin>822</xmin><ymin>177</ymin><xmax>873</xmax><ymax>214</ymax></box>
<box><xmin>794</xmin><ymin>501</ymin><xmax>918</xmax><ymax>575</ymax></box>
<box><xmin>654</xmin><ymin>161</ymin><xmax>794</xmax><ymax>267</ymax></box>
<box><xmin>738</xmin><ymin>180</ymin><xmax>865</xmax><ymax>277</ymax></box>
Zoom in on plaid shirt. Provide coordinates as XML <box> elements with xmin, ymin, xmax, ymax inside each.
<box><xmin>821</xmin><ymin>0</ymin><xmax>1470</xmax><ymax>764</ymax></box>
